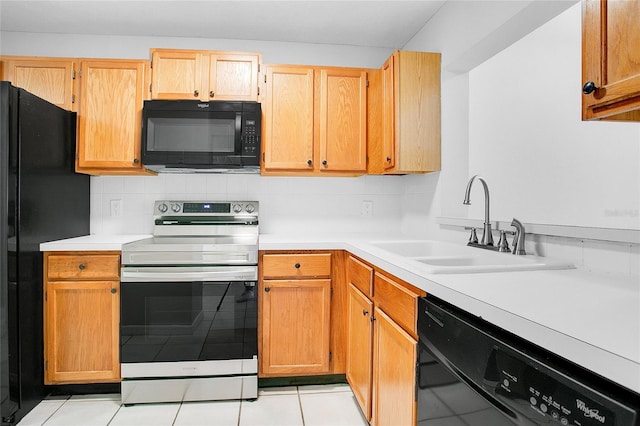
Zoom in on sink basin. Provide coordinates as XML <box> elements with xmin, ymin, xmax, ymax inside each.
<box><xmin>367</xmin><ymin>240</ymin><xmax>574</xmax><ymax>274</ymax></box>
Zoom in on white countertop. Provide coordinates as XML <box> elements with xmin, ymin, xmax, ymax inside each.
<box><xmin>41</xmin><ymin>232</ymin><xmax>640</xmax><ymax>395</ymax></box>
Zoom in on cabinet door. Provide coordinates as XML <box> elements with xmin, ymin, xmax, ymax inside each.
<box><xmin>260</xmin><ymin>279</ymin><xmax>331</xmax><ymax>376</ymax></box>
<box><xmin>582</xmin><ymin>0</ymin><xmax>640</xmax><ymax>120</ymax></box>
<box><xmin>2</xmin><ymin>58</ymin><xmax>76</xmax><ymax>110</ymax></box>
<box><xmin>151</xmin><ymin>49</ymin><xmax>207</xmax><ymax>100</ymax></box>
<box><xmin>319</xmin><ymin>68</ymin><xmax>367</xmax><ymax>172</ymax></box>
<box><xmin>209</xmin><ymin>53</ymin><xmax>259</xmax><ymax>101</ymax></box>
<box><xmin>44</xmin><ymin>281</ymin><xmax>120</xmax><ymax>384</ymax></box>
<box><xmin>346</xmin><ymin>284</ymin><xmax>374</xmax><ymax>422</ymax></box>
<box><xmin>76</xmin><ymin>60</ymin><xmax>149</xmax><ymax>174</ymax></box>
<box><xmin>372</xmin><ymin>307</ymin><xmax>417</xmax><ymax>426</ymax></box>
<box><xmin>262</xmin><ymin>66</ymin><xmax>315</xmax><ymax>171</ymax></box>
<box><xmin>381</xmin><ymin>54</ymin><xmax>396</xmax><ymax>171</ymax></box>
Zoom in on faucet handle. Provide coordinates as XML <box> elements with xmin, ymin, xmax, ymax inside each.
<box><xmin>497</xmin><ymin>231</ymin><xmax>510</xmax><ymax>252</ymax></box>
<box><xmin>468</xmin><ymin>228</ymin><xmax>478</xmax><ymax>244</ymax></box>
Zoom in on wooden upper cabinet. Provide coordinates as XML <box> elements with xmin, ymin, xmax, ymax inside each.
<box><xmin>369</xmin><ymin>50</ymin><xmax>441</xmax><ymax>174</ymax></box>
<box><xmin>262</xmin><ymin>65</ymin><xmax>315</xmax><ymax>171</ymax></box>
<box><xmin>150</xmin><ymin>48</ymin><xmax>260</xmax><ymax>101</ymax></box>
<box><xmin>1</xmin><ymin>56</ymin><xmax>77</xmax><ymax>110</ymax></box>
<box><xmin>209</xmin><ymin>53</ymin><xmax>260</xmax><ymax>101</ymax></box>
<box><xmin>76</xmin><ymin>59</ymin><xmax>151</xmax><ymax>175</ymax></box>
<box><xmin>262</xmin><ymin>64</ymin><xmax>368</xmax><ymax>175</ymax></box>
<box><xmin>582</xmin><ymin>0</ymin><xmax>640</xmax><ymax>120</ymax></box>
<box><xmin>319</xmin><ymin>68</ymin><xmax>367</xmax><ymax>173</ymax></box>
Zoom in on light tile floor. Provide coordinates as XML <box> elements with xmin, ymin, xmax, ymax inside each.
<box><xmin>17</xmin><ymin>384</ymin><xmax>369</xmax><ymax>426</ymax></box>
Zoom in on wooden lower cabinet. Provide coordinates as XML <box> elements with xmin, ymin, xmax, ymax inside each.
<box><xmin>371</xmin><ymin>307</ymin><xmax>417</xmax><ymax>426</ymax></box>
<box><xmin>346</xmin><ymin>255</ymin><xmax>424</xmax><ymax>425</ymax></box>
<box><xmin>259</xmin><ymin>251</ymin><xmax>349</xmax><ymax>378</ymax></box>
<box><xmin>260</xmin><ymin>279</ymin><xmax>331</xmax><ymax>376</ymax></box>
<box><xmin>44</xmin><ymin>252</ymin><xmax>121</xmax><ymax>384</ymax></box>
<box><xmin>346</xmin><ymin>284</ymin><xmax>374</xmax><ymax>420</ymax></box>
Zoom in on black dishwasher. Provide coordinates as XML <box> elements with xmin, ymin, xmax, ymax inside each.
<box><xmin>417</xmin><ymin>296</ymin><xmax>640</xmax><ymax>425</ymax></box>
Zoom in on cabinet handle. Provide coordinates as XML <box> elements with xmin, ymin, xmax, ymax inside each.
<box><xmin>322</xmin><ymin>160</ymin><xmax>327</xmax><ymax>166</ymax></box>
<box><xmin>111</xmin><ymin>288</ymin><xmax>117</xmax><ymax>294</ymax></box>
<box><xmin>193</xmin><ymin>90</ymin><xmax>199</xmax><ymax>97</ymax></box>
<box><xmin>307</xmin><ymin>159</ymin><xmax>313</xmax><ymax>166</ymax></box>
<box><xmin>362</xmin><ymin>309</ymin><xmax>369</xmax><ymax>316</ymax></box>
<box><xmin>209</xmin><ymin>91</ymin><xmax>215</xmax><ymax>98</ymax></box>
<box><xmin>582</xmin><ymin>81</ymin><xmax>597</xmax><ymax>95</ymax></box>
<box><xmin>264</xmin><ymin>287</ymin><xmax>270</xmax><ymax>292</ymax></box>
<box><xmin>294</xmin><ymin>263</ymin><xmax>301</xmax><ymax>269</ymax></box>
<box><xmin>78</xmin><ymin>263</ymin><xmax>85</xmax><ymax>270</ymax></box>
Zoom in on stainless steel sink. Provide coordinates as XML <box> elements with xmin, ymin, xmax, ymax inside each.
<box><xmin>367</xmin><ymin>240</ymin><xmax>574</xmax><ymax>274</ymax></box>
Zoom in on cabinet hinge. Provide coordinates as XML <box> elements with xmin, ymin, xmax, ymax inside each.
<box><xmin>71</xmin><ymin>94</ymin><xmax>76</xmax><ymax>104</ymax></box>
<box><xmin>72</xmin><ymin>70</ymin><xmax>76</xmax><ymax>80</ymax></box>
<box><xmin>258</xmin><ymin>63</ymin><xmax>260</xmax><ymax>73</ymax></box>
<box><xmin>257</xmin><ymin>86</ymin><xmax>260</xmax><ymax>96</ymax></box>
<box><xmin>366</xmin><ymin>80</ymin><xmax>369</xmax><ymax>88</ymax></box>
<box><xmin>150</xmin><ymin>60</ymin><xmax>153</xmax><ymax>69</ymax></box>
<box><xmin>329</xmin><ymin>352</ymin><xmax>332</xmax><ymax>363</ymax></box>
<box><xmin>149</xmin><ymin>83</ymin><xmax>152</xmax><ymax>93</ymax></box>
<box><xmin>262</xmin><ymin>152</ymin><xmax>265</xmax><ymax>162</ymax></box>
<box><xmin>264</xmin><ymin>74</ymin><xmax>267</xmax><ymax>84</ymax></box>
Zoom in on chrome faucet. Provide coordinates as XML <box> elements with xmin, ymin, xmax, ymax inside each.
<box><xmin>510</xmin><ymin>218</ymin><xmax>526</xmax><ymax>255</ymax></box>
<box><xmin>463</xmin><ymin>175</ymin><xmax>494</xmax><ymax>246</ymax></box>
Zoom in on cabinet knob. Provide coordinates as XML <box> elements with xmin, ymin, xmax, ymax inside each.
<box><xmin>264</xmin><ymin>287</ymin><xmax>270</xmax><ymax>292</ymax></box>
<box><xmin>386</xmin><ymin>156</ymin><xmax>392</xmax><ymax>163</ymax></box>
<box><xmin>582</xmin><ymin>81</ymin><xmax>597</xmax><ymax>95</ymax></box>
<box><xmin>133</xmin><ymin>158</ymin><xmax>139</xmax><ymax>164</ymax></box>
<box><xmin>294</xmin><ymin>263</ymin><xmax>301</xmax><ymax>269</ymax></box>
<box><xmin>362</xmin><ymin>309</ymin><xmax>369</xmax><ymax>316</ymax></box>
<box><xmin>193</xmin><ymin>90</ymin><xmax>199</xmax><ymax>97</ymax></box>
<box><xmin>111</xmin><ymin>288</ymin><xmax>117</xmax><ymax>294</ymax></box>
<box><xmin>209</xmin><ymin>91</ymin><xmax>215</xmax><ymax>98</ymax></box>
<box><xmin>307</xmin><ymin>159</ymin><xmax>313</xmax><ymax>166</ymax></box>
<box><xmin>322</xmin><ymin>160</ymin><xmax>327</xmax><ymax>166</ymax></box>
<box><xmin>78</xmin><ymin>263</ymin><xmax>85</xmax><ymax>270</ymax></box>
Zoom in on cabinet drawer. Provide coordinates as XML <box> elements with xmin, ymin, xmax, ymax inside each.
<box><xmin>373</xmin><ymin>272</ymin><xmax>418</xmax><ymax>336</ymax></box>
<box><xmin>262</xmin><ymin>253</ymin><xmax>331</xmax><ymax>278</ymax></box>
<box><xmin>348</xmin><ymin>256</ymin><xmax>373</xmax><ymax>297</ymax></box>
<box><xmin>47</xmin><ymin>253</ymin><xmax>120</xmax><ymax>280</ymax></box>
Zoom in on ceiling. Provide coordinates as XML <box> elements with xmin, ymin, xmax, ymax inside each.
<box><xmin>0</xmin><ymin>1</ymin><xmax>447</xmax><ymax>49</ymax></box>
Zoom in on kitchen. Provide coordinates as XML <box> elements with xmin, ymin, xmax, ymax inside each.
<box><xmin>1</xmin><ymin>0</ymin><xmax>639</xmax><ymax>425</ymax></box>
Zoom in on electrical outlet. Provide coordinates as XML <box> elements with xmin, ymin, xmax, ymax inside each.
<box><xmin>110</xmin><ymin>199</ymin><xmax>122</xmax><ymax>217</ymax></box>
<box><xmin>361</xmin><ymin>200</ymin><xmax>373</xmax><ymax>217</ymax></box>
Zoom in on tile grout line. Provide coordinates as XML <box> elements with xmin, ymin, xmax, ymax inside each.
<box><xmin>296</xmin><ymin>386</ymin><xmax>306</xmax><ymax>426</ymax></box>
<box><xmin>40</xmin><ymin>395</ymin><xmax>71</xmax><ymax>426</ymax></box>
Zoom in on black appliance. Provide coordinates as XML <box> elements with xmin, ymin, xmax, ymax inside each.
<box><xmin>0</xmin><ymin>82</ymin><xmax>90</xmax><ymax>425</ymax></box>
<box><xmin>141</xmin><ymin>100</ymin><xmax>261</xmax><ymax>172</ymax></box>
<box><xmin>417</xmin><ymin>296</ymin><xmax>640</xmax><ymax>425</ymax></box>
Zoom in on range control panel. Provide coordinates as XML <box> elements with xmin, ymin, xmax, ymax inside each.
<box><xmin>154</xmin><ymin>201</ymin><xmax>258</xmax><ymax>216</ymax></box>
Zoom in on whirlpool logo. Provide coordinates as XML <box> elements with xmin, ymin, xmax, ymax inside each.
<box><xmin>197</xmin><ymin>103</ymin><xmax>210</xmax><ymax>109</ymax></box>
<box><xmin>576</xmin><ymin>399</ymin><xmax>605</xmax><ymax>423</ymax></box>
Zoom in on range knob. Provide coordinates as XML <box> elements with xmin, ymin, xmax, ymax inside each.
<box><xmin>232</xmin><ymin>203</ymin><xmax>243</xmax><ymax>213</ymax></box>
<box><xmin>158</xmin><ymin>203</ymin><xmax>168</xmax><ymax>213</ymax></box>
<box><xmin>245</xmin><ymin>203</ymin><xmax>255</xmax><ymax>213</ymax></box>
<box><xmin>171</xmin><ymin>203</ymin><xmax>181</xmax><ymax>213</ymax></box>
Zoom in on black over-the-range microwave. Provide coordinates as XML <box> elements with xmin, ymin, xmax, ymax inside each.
<box><xmin>141</xmin><ymin>100</ymin><xmax>261</xmax><ymax>172</ymax></box>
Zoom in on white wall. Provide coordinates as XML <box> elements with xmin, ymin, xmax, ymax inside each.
<box><xmin>401</xmin><ymin>3</ymin><xmax>639</xmax><ymax>276</ymax></box>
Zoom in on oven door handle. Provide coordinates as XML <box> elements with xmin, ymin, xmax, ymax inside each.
<box><xmin>120</xmin><ymin>266</ymin><xmax>257</xmax><ymax>282</ymax></box>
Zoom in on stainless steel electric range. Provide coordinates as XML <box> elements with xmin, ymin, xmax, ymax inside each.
<box><xmin>120</xmin><ymin>201</ymin><xmax>258</xmax><ymax>405</ymax></box>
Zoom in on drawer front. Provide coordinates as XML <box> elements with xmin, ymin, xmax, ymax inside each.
<box><xmin>347</xmin><ymin>256</ymin><xmax>373</xmax><ymax>297</ymax></box>
<box><xmin>262</xmin><ymin>253</ymin><xmax>332</xmax><ymax>278</ymax></box>
<box><xmin>373</xmin><ymin>272</ymin><xmax>418</xmax><ymax>336</ymax></box>
<box><xmin>47</xmin><ymin>253</ymin><xmax>120</xmax><ymax>280</ymax></box>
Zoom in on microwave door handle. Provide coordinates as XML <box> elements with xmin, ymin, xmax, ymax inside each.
<box><xmin>235</xmin><ymin>112</ymin><xmax>242</xmax><ymax>154</ymax></box>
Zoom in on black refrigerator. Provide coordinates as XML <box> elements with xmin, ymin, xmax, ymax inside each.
<box><xmin>0</xmin><ymin>82</ymin><xmax>90</xmax><ymax>425</ymax></box>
